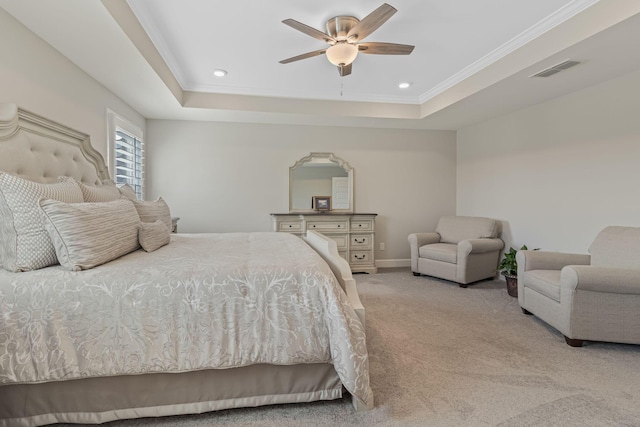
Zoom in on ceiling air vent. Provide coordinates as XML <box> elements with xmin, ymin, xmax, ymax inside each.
<box><xmin>530</xmin><ymin>60</ymin><xmax>581</xmax><ymax>78</ymax></box>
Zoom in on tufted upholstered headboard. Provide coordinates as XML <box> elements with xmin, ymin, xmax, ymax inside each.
<box><xmin>0</xmin><ymin>103</ymin><xmax>109</xmax><ymax>185</ymax></box>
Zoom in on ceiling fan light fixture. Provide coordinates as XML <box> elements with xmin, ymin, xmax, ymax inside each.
<box><xmin>280</xmin><ymin>4</ymin><xmax>413</xmax><ymax>76</ymax></box>
<box><xmin>326</xmin><ymin>43</ymin><xmax>358</xmax><ymax>66</ymax></box>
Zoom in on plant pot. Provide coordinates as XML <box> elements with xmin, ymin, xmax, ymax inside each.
<box><xmin>502</xmin><ymin>272</ymin><xmax>518</xmax><ymax>297</ymax></box>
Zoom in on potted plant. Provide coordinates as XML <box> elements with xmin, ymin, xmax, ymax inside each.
<box><xmin>498</xmin><ymin>245</ymin><xmax>533</xmax><ymax>297</ymax></box>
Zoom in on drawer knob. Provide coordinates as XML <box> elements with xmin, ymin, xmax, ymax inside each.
<box><xmin>354</xmin><ymin>254</ymin><xmax>365</xmax><ymax>260</ymax></box>
<box><xmin>338</xmin><ymin>225</ymin><xmax>341</xmax><ymax>228</ymax></box>
<box><xmin>358</xmin><ymin>224</ymin><xmax>362</xmax><ymax>227</ymax></box>
<box><xmin>355</xmin><ymin>238</ymin><xmax>365</xmax><ymax>243</ymax></box>
<box><xmin>313</xmin><ymin>225</ymin><xmax>316</xmax><ymax>228</ymax></box>
<box><xmin>288</xmin><ymin>225</ymin><xmax>292</xmax><ymax>228</ymax></box>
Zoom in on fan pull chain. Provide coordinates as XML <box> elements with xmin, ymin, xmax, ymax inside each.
<box><xmin>340</xmin><ymin>81</ymin><xmax>344</xmax><ymax>97</ymax></box>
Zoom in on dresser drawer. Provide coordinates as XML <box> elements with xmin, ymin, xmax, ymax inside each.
<box><xmin>350</xmin><ymin>251</ymin><xmax>373</xmax><ymax>264</ymax></box>
<box><xmin>328</xmin><ymin>234</ymin><xmax>349</xmax><ymax>250</ymax></box>
<box><xmin>351</xmin><ymin>220</ymin><xmax>373</xmax><ymax>232</ymax></box>
<box><xmin>278</xmin><ymin>221</ymin><xmax>303</xmax><ymax>232</ymax></box>
<box><xmin>351</xmin><ymin>234</ymin><xmax>372</xmax><ymax>249</ymax></box>
<box><xmin>306</xmin><ymin>220</ymin><xmax>348</xmax><ymax>232</ymax></box>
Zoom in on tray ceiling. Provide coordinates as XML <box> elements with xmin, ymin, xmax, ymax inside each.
<box><xmin>2</xmin><ymin>0</ymin><xmax>640</xmax><ymax>129</ymax></box>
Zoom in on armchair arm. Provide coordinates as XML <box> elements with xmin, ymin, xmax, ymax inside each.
<box><xmin>408</xmin><ymin>232</ymin><xmax>440</xmax><ymax>271</ymax></box>
<box><xmin>459</xmin><ymin>238</ymin><xmax>504</xmax><ymax>256</ymax></box>
<box><xmin>562</xmin><ymin>265</ymin><xmax>640</xmax><ymax>295</ymax></box>
<box><xmin>516</xmin><ymin>250</ymin><xmax>590</xmax><ymax>273</ymax></box>
<box><xmin>408</xmin><ymin>232</ymin><xmax>441</xmax><ymax>248</ymax></box>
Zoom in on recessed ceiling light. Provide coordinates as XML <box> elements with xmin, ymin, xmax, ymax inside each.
<box><xmin>213</xmin><ymin>69</ymin><xmax>227</xmax><ymax>77</ymax></box>
<box><xmin>398</xmin><ymin>82</ymin><xmax>411</xmax><ymax>89</ymax></box>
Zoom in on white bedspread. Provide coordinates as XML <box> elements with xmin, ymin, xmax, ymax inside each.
<box><xmin>0</xmin><ymin>232</ymin><xmax>372</xmax><ymax>408</ymax></box>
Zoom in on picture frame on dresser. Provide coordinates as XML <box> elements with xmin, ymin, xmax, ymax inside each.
<box><xmin>313</xmin><ymin>196</ymin><xmax>331</xmax><ymax>211</ymax></box>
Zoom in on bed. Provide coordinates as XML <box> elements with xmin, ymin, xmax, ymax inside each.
<box><xmin>0</xmin><ymin>104</ymin><xmax>373</xmax><ymax>426</ymax></box>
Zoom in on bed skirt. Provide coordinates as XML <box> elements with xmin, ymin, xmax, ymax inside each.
<box><xmin>0</xmin><ymin>363</ymin><xmax>342</xmax><ymax>427</ymax></box>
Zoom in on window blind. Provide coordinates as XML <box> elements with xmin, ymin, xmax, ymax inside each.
<box><xmin>114</xmin><ymin>129</ymin><xmax>144</xmax><ymax>200</ymax></box>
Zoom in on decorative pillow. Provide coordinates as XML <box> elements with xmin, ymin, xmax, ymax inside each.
<box><xmin>0</xmin><ymin>172</ymin><xmax>83</xmax><ymax>272</ymax></box>
<box><xmin>139</xmin><ymin>220</ymin><xmax>170</xmax><ymax>252</ymax></box>
<box><xmin>73</xmin><ymin>178</ymin><xmax>121</xmax><ymax>202</ymax></box>
<box><xmin>133</xmin><ymin>197</ymin><xmax>172</xmax><ymax>231</ymax></box>
<box><xmin>117</xmin><ymin>183</ymin><xmax>138</xmax><ymax>201</ymax></box>
<box><xmin>38</xmin><ymin>198</ymin><xmax>141</xmax><ymax>271</ymax></box>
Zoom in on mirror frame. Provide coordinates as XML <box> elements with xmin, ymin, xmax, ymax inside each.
<box><xmin>289</xmin><ymin>152</ymin><xmax>354</xmax><ymax>213</ymax></box>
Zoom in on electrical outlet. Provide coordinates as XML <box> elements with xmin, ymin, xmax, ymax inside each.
<box><xmin>380</xmin><ymin>242</ymin><xmax>385</xmax><ymax>251</ymax></box>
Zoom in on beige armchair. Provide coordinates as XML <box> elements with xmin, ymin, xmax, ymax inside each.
<box><xmin>517</xmin><ymin>226</ymin><xmax>640</xmax><ymax>347</ymax></box>
<box><xmin>408</xmin><ymin>216</ymin><xmax>504</xmax><ymax>287</ymax></box>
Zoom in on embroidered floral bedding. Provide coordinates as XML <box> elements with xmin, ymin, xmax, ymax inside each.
<box><xmin>0</xmin><ymin>232</ymin><xmax>372</xmax><ymax>408</ymax></box>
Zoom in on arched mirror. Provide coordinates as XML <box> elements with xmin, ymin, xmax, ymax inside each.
<box><xmin>289</xmin><ymin>152</ymin><xmax>353</xmax><ymax>213</ymax></box>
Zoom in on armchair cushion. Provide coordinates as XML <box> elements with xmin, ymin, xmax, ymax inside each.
<box><xmin>589</xmin><ymin>226</ymin><xmax>640</xmax><ymax>268</ymax></box>
<box><xmin>436</xmin><ymin>216</ymin><xmax>498</xmax><ymax>244</ymax></box>
<box><xmin>525</xmin><ymin>270</ymin><xmax>562</xmax><ymax>302</ymax></box>
<box><xmin>419</xmin><ymin>243</ymin><xmax>457</xmax><ymax>264</ymax></box>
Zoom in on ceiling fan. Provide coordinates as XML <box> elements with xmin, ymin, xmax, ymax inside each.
<box><xmin>279</xmin><ymin>3</ymin><xmax>414</xmax><ymax>77</ymax></box>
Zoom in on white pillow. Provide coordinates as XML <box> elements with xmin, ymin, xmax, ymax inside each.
<box><xmin>133</xmin><ymin>197</ymin><xmax>172</xmax><ymax>231</ymax></box>
<box><xmin>117</xmin><ymin>183</ymin><xmax>138</xmax><ymax>201</ymax></box>
<box><xmin>73</xmin><ymin>178</ymin><xmax>121</xmax><ymax>202</ymax></box>
<box><xmin>139</xmin><ymin>220</ymin><xmax>170</xmax><ymax>252</ymax></box>
<box><xmin>38</xmin><ymin>198</ymin><xmax>141</xmax><ymax>271</ymax></box>
<box><xmin>0</xmin><ymin>172</ymin><xmax>83</xmax><ymax>272</ymax></box>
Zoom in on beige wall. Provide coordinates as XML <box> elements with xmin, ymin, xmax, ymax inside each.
<box><xmin>0</xmin><ymin>7</ymin><xmax>144</xmax><ymax>162</ymax></box>
<box><xmin>457</xmin><ymin>69</ymin><xmax>640</xmax><ymax>254</ymax></box>
<box><xmin>146</xmin><ymin>120</ymin><xmax>457</xmax><ymax>262</ymax></box>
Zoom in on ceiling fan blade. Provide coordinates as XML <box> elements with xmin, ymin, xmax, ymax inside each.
<box><xmin>347</xmin><ymin>3</ymin><xmax>397</xmax><ymax>42</ymax></box>
<box><xmin>279</xmin><ymin>49</ymin><xmax>327</xmax><ymax>64</ymax></box>
<box><xmin>282</xmin><ymin>19</ymin><xmax>336</xmax><ymax>44</ymax></box>
<box><xmin>358</xmin><ymin>42</ymin><xmax>414</xmax><ymax>55</ymax></box>
<box><xmin>338</xmin><ymin>63</ymin><xmax>352</xmax><ymax>77</ymax></box>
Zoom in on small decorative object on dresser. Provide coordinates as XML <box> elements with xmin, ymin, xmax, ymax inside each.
<box><xmin>271</xmin><ymin>213</ymin><xmax>377</xmax><ymax>274</ymax></box>
<box><xmin>313</xmin><ymin>196</ymin><xmax>331</xmax><ymax>211</ymax></box>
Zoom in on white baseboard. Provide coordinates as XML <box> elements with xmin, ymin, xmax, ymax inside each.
<box><xmin>375</xmin><ymin>259</ymin><xmax>410</xmax><ymax>268</ymax></box>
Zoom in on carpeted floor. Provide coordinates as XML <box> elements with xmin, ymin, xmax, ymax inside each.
<box><xmin>67</xmin><ymin>269</ymin><xmax>640</xmax><ymax>426</ymax></box>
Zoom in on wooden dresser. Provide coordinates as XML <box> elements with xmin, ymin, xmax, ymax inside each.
<box><xmin>271</xmin><ymin>213</ymin><xmax>377</xmax><ymax>274</ymax></box>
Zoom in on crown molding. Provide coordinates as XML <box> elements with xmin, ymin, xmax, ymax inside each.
<box><xmin>417</xmin><ymin>0</ymin><xmax>599</xmax><ymax>104</ymax></box>
<box><xmin>125</xmin><ymin>0</ymin><xmax>189</xmax><ymax>90</ymax></box>
<box><xmin>184</xmin><ymin>82</ymin><xmax>421</xmax><ymax>105</ymax></box>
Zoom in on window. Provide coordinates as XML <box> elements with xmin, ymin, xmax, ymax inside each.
<box><xmin>114</xmin><ymin>129</ymin><xmax>144</xmax><ymax>198</ymax></box>
<box><xmin>107</xmin><ymin>110</ymin><xmax>144</xmax><ymax>200</ymax></box>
